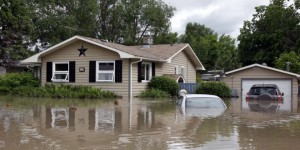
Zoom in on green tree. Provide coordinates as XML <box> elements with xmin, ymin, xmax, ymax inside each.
<box><xmin>274</xmin><ymin>51</ymin><xmax>300</xmax><ymax>74</ymax></box>
<box><xmin>216</xmin><ymin>35</ymin><xmax>240</xmax><ymax>71</ymax></box>
<box><xmin>96</xmin><ymin>0</ymin><xmax>125</xmax><ymax>42</ymax></box>
<box><xmin>153</xmin><ymin>32</ymin><xmax>178</xmax><ymax>44</ymax></box>
<box><xmin>30</xmin><ymin>0</ymin><xmax>175</xmax><ymax>49</ymax></box>
<box><xmin>238</xmin><ymin>0</ymin><xmax>300</xmax><ymax>66</ymax></box>
<box><xmin>30</xmin><ymin>0</ymin><xmax>98</xmax><ymax>50</ymax></box>
<box><xmin>180</xmin><ymin>22</ymin><xmax>239</xmax><ymax>71</ymax></box>
<box><xmin>0</xmin><ymin>0</ymin><xmax>34</xmax><ymax>67</ymax></box>
<box><xmin>180</xmin><ymin>22</ymin><xmax>218</xmax><ymax>70</ymax></box>
<box><xmin>96</xmin><ymin>0</ymin><xmax>175</xmax><ymax>45</ymax></box>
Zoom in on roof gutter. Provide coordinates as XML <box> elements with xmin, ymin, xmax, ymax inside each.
<box><xmin>129</xmin><ymin>58</ymin><xmax>143</xmax><ymax>101</ymax></box>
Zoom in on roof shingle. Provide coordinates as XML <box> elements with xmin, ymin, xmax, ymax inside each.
<box><xmin>80</xmin><ymin>36</ymin><xmax>188</xmax><ymax>61</ymax></box>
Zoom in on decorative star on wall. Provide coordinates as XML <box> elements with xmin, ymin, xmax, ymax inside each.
<box><xmin>78</xmin><ymin>44</ymin><xmax>87</xmax><ymax>56</ymax></box>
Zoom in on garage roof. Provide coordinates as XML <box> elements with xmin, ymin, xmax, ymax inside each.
<box><xmin>226</xmin><ymin>64</ymin><xmax>300</xmax><ymax>79</ymax></box>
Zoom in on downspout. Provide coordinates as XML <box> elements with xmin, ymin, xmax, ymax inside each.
<box><xmin>129</xmin><ymin>58</ymin><xmax>143</xmax><ymax>101</ymax></box>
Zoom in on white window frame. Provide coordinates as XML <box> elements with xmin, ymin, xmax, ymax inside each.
<box><xmin>96</xmin><ymin>61</ymin><xmax>115</xmax><ymax>82</ymax></box>
<box><xmin>181</xmin><ymin>66</ymin><xmax>186</xmax><ymax>79</ymax></box>
<box><xmin>51</xmin><ymin>62</ymin><xmax>69</xmax><ymax>82</ymax></box>
<box><xmin>142</xmin><ymin>62</ymin><xmax>152</xmax><ymax>82</ymax></box>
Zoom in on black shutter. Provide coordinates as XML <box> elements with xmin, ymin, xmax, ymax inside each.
<box><xmin>152</xmin><ymin>62</ymin><xmax>155</xmax><ymax>77</ymax></box>
<box><xmin>69</xmin><ymin>61</ymin><xmax>75</xmax><ymax>82</ymax></box>
<box><xmin>89</xmin><ymin>61</ymin><xmax>96</xmax><ymax>82</ymax></box>
<box><xmin>46</xmin><ymin>62</ymin><xmax>52</xmax><ymax>82</ymax></box>
<box><xmin>138</xmin><ymin>62</ymin><xmax>142</xmax><ymax>83</ymax></box>
<box><xmin>115</xmin><ymin>60</ymin><xmax>122</xmax><ymax>83</ymax></box>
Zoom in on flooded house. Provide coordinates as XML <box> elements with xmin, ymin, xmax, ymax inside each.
<box><xmin>21</xmin><ymin>35</ymin><xmax>205</xmax><ymax>98</ymax></box>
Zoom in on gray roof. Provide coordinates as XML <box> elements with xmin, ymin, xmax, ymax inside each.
<box><xmin>22</xmin><ymin>35</ymin><xmax>205</xmax><ymax>70</ymax></box>
<box><xmin>80</xmin><ymin>36</ymin><xmax>188</xmax><ymax>61</ymax></box>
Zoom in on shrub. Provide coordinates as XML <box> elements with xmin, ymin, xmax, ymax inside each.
<box><xmin>139</xmin><ymin>89</ymin><xmax>170</xmax><ymax>98</ymax></box>
<box><xmin>148</xmin><ymin>76</ymin><xmax>179</xmax><ymax>96</ymax></box>
<box><xmin>2</xmin><ymin>78</ymin><xmax>116</xmax><ymax>99</ymax></box>
<box><xmin>41</xmin><ymin>84</ymin><xmax>117</xmax><ymax>99</ymax></box>
<box><xmin>0</xmin><ymin>73</ymin><xmax>116</xmax><ymax>99</ymax></box>
<box><xmin>196</xmin><ymin>81</ymin><xmax>231</xmax><ymax>98</ymax></box>
<box><xmin>0</xmin><ymin>73</ymin><xmax>39</xmax><ymax>94</ymax></box>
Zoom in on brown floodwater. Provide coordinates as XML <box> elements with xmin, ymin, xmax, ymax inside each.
<box><xmin>0</xmin><ymin>96</ymin><xmax>300</xmax><ymax>150</ymax></box>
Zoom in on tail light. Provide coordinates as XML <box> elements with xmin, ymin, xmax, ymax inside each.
<box><xmin>277</xmin><ymin>94</ymin><xmax>283</xmax><ymax>104</ymax></box>
<box><xmin>246</xmin><ymin>93</ymin><xmax>250</xmax><ymax>102</ymax></box>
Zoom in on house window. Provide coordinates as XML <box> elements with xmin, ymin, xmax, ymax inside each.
<box><xmin>175</xmin><ymin>65</ymin><xmax>179</xmax><ymax>74</ymax></box>
<box><xmin>181</xmin><ymin>66</ymin><xmax>186</xmax><ymax>79</ymax></box>
<box><xmin>96</xmin><ymin>61</ymin><xmax>115</xmax><ymax>82</ymax></box>
<box><xmin>51</xmin><ymin>62</ymin><xmax>69</xmax><ymax>82</ymax></box>
<box><xmin>141</xmin><ymin>62</ymin><xmax>152</xmax><ymax>82</ymax></box>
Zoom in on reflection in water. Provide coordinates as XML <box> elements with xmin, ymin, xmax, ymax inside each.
<box><xmin>243</xmin><ymin>94</ymin><xmax>292</xmax><ymax>112</ymax></box>
<box><xmin>51</xmin><ymin>108</ymin><xmax>69</xmax><ymax>128</ymax></box>
<box><xmin>0</xmin><ymin>97</ymin><xmax>299</xmax><ymax>149</ymax></box>
<box><xmin>247</xmin><ymin>102</ymin><xmax>281</xmax><ymax>112</ymax></box>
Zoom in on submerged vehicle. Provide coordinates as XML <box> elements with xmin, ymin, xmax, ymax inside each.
<box><xmin>245</xmin><ymin>84</ymin><xmax>284</xmax><ymax>112</ymax></box>
<box><xmin>177</xmin><ymin>90</ymin><xmax>227</xmax><ymax>117</ymax></box>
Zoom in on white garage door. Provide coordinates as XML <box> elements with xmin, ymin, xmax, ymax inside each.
<box><xmin>241</xmin><ymin>79</ymin><xmax>292</xmax><ymax>111</ymax></box>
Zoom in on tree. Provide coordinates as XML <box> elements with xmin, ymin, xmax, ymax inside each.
<box><xmin>0</xmin><ymin>0</ymin><xmax>34</xmax><ymax>67</ymax></box>
<box><xmin>153</xmin><ymin>32</ymin><xmax>178</xmax><ymax>44</ymax></box>
<box><xmin>96</xmin><ymin>0</ymin><xmax>125</xmax><ymax>43</ymax></box>
<box><xmin>30</xmin><ymin>0</ymin><xmax>175</xmax><ymax>49</ymax></box>
<box><xmin>180</xmin><ymin>22</ymin><xmax>239</xmax><ymax>71</ymax></box>
<box><xmin>216</xmin><ymin>35</ymin><xmax>240</xmax><ymax>71</ymax></box>
<box><xmin>29</xmin><ymin>0</ymin><xmax>98</xmax><ymax>50</ymax></box>
<box><xmin>238</xmin><ymin>0</ymin><xmax>300</xmax><ymax>66</ymax></box>
<box><xmin>96</xmin><ymin>0</ymin><xmax>175</xmax><ymax>45</ymax></box>
<box><xmin>180</xmin><ymin>22</ymin><xmax>218</xmax><ymax>70</ymax></box>
<box><xmin>274</xmin><ymin>51</ymin><xmax>300</xmax><ymax>74</ymax></box>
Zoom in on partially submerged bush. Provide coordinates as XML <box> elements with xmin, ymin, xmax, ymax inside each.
<box><xmin>196</xmin><ymin>81</ymin><xmax>231</xmax><ymax>98</ymax></box>
<box><xmin>0</xmin><ymin>73</ymin><xmax>39</xmax><ymax>94</ymax></box>
<box><xmin>0</xmin><ymin>73</ymin><xmax>116</xmax><ymax>99</ymax></box>
<box><xmin>148</xmin><ymin>76</ymin><xmax>179</xmax><ymax>96</ymax></box>
<box><xmin>10</xmin><ymin>84</ymin><xmax>117</xmax><ymax>99</ymax></box>
<box><xmin>139</xmin><ymin>89</ymin><xmax>170</xmax><ymax>99</ymax></box>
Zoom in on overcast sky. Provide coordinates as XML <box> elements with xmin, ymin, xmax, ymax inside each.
<box><xmin>162</xmin><ymin>0</ymin><xmax>270</xmax><ymax>39</ymax></box>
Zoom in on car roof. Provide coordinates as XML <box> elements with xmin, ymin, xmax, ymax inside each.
<box><xmin>251</xmin><ymin>84</ymin><xmax>278</xmax><ymax>87</ymax></box>
<box><xmin>185</xmin><ymin>94</ymin><xmax>221</xmax><ymax>98</ymax></box>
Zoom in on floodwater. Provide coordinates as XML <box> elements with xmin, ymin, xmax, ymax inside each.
<box><xmin>0</xmin><ymin>97</ymin><xmax>300</xmax><ymax>150</ymax></box>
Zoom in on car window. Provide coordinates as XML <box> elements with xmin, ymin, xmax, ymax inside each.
<box><xmin>186</xmin><ymin>97</ymin><xmax>225</xmax><ymax>108</ymax></box>
<box><xmin>249</xmin><ymin>87</ymin><xmax>277</xmax><ymax>95</ymax></box>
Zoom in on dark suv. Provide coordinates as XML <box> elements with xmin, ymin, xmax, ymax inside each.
<box><xmin>245</xmin><ymin>84</ymin><xmax>284</xmax><ymax>112</ymax></box>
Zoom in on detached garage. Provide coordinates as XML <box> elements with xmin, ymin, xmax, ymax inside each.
<box><xmin>222</xmin><ymin>64</ymin><xmax>300</xmax><ymax>112</ymax></box>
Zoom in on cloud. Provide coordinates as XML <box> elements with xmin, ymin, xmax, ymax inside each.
<box><xmin>163</xmin><ymin>0</ymin><xmax>270</xmax><ymax>38</ymax></box>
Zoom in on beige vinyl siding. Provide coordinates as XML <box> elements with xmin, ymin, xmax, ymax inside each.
<box><xmin>131</xmin><ymin>50</ymin><xmax>197</xmax><ymax>96</ymax></box>
<box><xmin>158</xmin><ymin>50</ymin><xmax>196</xmax><ymax>83</ymax></box>
<box><xmin>222</xmin><ymin>67</ymin><xmax>298</xmax><ymax>112</ymax></box>
<box><xmin>41</xmin><ymin>41</ymin><xmax>198</xmax><ymax>97</ymax></box>
<box><xmin>41</xmin><ymin>41</ymin><xmax>129</xmax><ymax>97</ymax></box>
<box><xmin>131</xmin><ymin>62</ymin><xmax>148</xmax><ymax>96</ymax></box>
